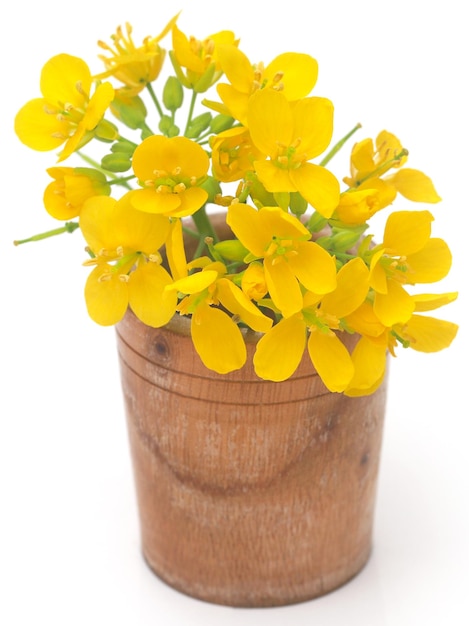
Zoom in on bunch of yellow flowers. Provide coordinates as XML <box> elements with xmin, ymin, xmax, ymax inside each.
<box><xmin>14</xmin><ymin>14</ymin><xmax>458</xmax><ymax>396</ymax></box>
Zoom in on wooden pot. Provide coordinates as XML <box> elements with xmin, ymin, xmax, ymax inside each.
<box><xmin>116</xmin><ymin>309</ymin><xmax>387</xmax><ymax>607</ymax></box>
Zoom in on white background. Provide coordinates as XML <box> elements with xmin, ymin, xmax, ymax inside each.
<box><xmin>1</xmin><ymin>1</ymin><xmax>468</xmax><ymax>624</ymax></box>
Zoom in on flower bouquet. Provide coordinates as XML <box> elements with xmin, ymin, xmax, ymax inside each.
<box><xmin>12</xmin><ymin>13</ymin><xmax>462</xmax><ymax>607</ymax></box>
<box><xmin>14</xmin><ymin>14</ymin><xmax>458</xmax><ymax>396</ymax></box>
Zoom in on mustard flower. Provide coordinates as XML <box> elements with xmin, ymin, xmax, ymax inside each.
<box><xmin>343</xmin><ymin>130</ymin><xmax>441</xmax><ymax>212</ymax></box>
<box><xmin>80</xmin><ymin>193</ymin><xmax>176</xmax><ymax>327</ymax></box>
<box><xmin>209</xmin><ymin>126</ymin><xmax>262</xmax><ymax>183</ymax></box>
<box><xmin>215</xmin><ymin>47</ymin><xmax>318</xmax><ymax>126</ymax></box>
<box><xmin>95</xmin><ymin>16</ymin><xmax>178</xmax><ymax>96</ymax></box>
<box><xmin>129</xmin><ymin>135</ymin><xmax>209</xmax><ymax>217</ymax></box>
<box><xmin>245</xmin><ymin>89</ymin><xmax>340</xmax><ymax>217</ymax></box>
<box><xmin>44</xmin><ymin>167</ymin><xmax>110</xmax><ymax>220</ymax></box>
<box><xmin>227</xmin><ymin>204</ymin><xmax>337</xmax><ymax>318</ymax></box>
<box><xmin>253</xmin><ymin>257</ymin><xmax>370</xmax><ymax>390</ymax></box>
<box><xmin>171</xmin><ymin>25</ymin><xmax>238</xmax><ymax>92</ymax></box>
<box><xmin>343</xmin><ymin>291</ymin><xmax>459</xmax><ymax>396</ymax></box>
<box><xmin>14</xmin><ymin>54</ymin><xmax>114</xmax><ymax>162</ymax></box>
<box><xmin>369</xmin><ymin>210</ymin><xmax>452</xmax><ymax>326</ymax></box>
<box><xmin>166</xmin><ymin>260</ymin><xmax>272</xmax><ymax>373</ymax></box>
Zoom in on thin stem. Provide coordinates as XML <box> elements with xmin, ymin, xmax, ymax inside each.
<box><xmin>184</xmin><ymin>91</ymin><xmax>198</xmax><ymax>136</ymax></box>
<box><xmin>146</xmin><ymin>82</ymin><xmax>164</xmax><ymax>118</ymax></box>
<box><xmin>353</xmin><ymin>148</ymin><xmax>409</xmax><ymax>187</ymax></box>
<box><xmin>14</xmin><ymin>221</ymin><xmax>80</xmax><ymax>246</ymax></box>
<box><xmin>319</xmin><ymin>123</ymin><xmax>362</xmax><ymax>167</ymax></box>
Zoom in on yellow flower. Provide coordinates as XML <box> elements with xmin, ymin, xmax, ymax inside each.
<box><xmin>171</xmin><ymin>24</ymin><xmax>238</xmax><ymax>92</ymax></box>
<box><xmin>95</xmin><ymin>16</ymin><xmax>178</xmax><ymax>96</ymax></box>
<box><xmin>253</xmin><ymin>257</ymin><xmax>370</xmax><ymax>391</ymax></box>
<box><xmin>369</xmin><ymin>210</ymin><xmax>452</xmax><ymax>326</ymax></box>
<box><xmin>209</xmin><ymin>126</ymin><xmax>262</xmax><ymax>182</ymax></box>
<box><xmin>343</xmin><ymin>291</ymin><xmax>458</xmax><ymax>396</ymax></box>
<box><xmin>333</xmin><ymin>188</ymin><xmax>381</xmax><ymax>226</ymax></box>
<box><xmin>80</xmin><ymin>193</ymin><xmax>176</xmax><ymax>327</ymax></box>
<box><xmin>14</xmin><ymin>54</ymin><xmax>114</xmax><ymax>162</ymax></box>
<box><xmin>343</xmin><ymin>130</ymin><xmax>441</xmax><ymax>211</ymax></box>
<box><xmin>215</xmin><ymin>47</ymin><xmax>318</xmax><ymax>125</ymax></box>
<box><xmin>44</xmin><ymin>167</ymin><xmax>110</xmax><ymax>220</ymax></box>
<box><xmin>246</xmin><ymin>89</ymin><xmax>340</xmax><ymax>217</ymax></box>
<box><xmin>166</xmin><ymin>261</ymin><xmax>272</xmax><ymax>373</ymax></box>
<box><xmin>227</xmin><ymin>204</ymin><xmax>337</xmax><ymax>317</ymax></box>
<box><xmin>129</xmin><ymin>135</ymin><xmax>209</xmax><ymax>217</ymax></box>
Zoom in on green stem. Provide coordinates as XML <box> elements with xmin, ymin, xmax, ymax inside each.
<box><xmin>14</xmin><ymin>221</ymin><xmax>79</xmax><ymax>246</ymax></box>
<box><xmin>191</xmin><ymin>206</ymin><xmax>218</xmax><ymax>250</ymax></box>
<box><xmin>108</xmin><ymin>174</ymin><xmax>136</xmax><ymax>188</ymax></box>
<box><xmin>319</xmin><ymin>123</ymin><xmax>362</xmax><ymax>167</ymax></box>
<box><xmin>184</xmin><ymin>91</ymin><xmax>198</xmax><ymax>136</ymax></box>
<box><xmin>353</xmin><ymin>148</ymin><xmax>409</xmax><ymax>187</ymax></box>
<box><xmin>146</xmin><ymin>82</ymin><xmax>164</xmax><ymax>118</ymax></box>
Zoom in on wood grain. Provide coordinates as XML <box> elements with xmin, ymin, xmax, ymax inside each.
<box><xmin>115</xmin><ymin>309</ymin><xmax>387</xmax><ymax>607</ymax></box>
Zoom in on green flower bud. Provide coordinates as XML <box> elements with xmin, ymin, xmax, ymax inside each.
<box><xmin>210</xmin><ymin>114</ymin><xmax>235</xmax><ymax>134</ymax></box>
<box><xmin>213</xmin><ymin>239</ymin><xmax>249</xmax><ymax>263</ymax></box>
<box><xmin>110</xmin><ymin>95</ymin><xmax>147</xmax><ymax>130</ymax></box>
<box><xmin>94</xmin><ymin>119</ymin><xmax>119</xmax><ymax>142</ymax></box>
<box><xmin>163</xmin><ymin>76</ymin><xmax>184</xmax><ymax>112</ymax></box>
<box><xmin>110</xmin><ymin>139</ymin><xmax>136</xmax><ymax>157</ymax></box>
<box><xmin>101</xmin><ymin>153</ymin><xmax>132</xmax><ymax>173</ymax></box>
<box><xmin>193</xmin><ymin>64</ymin><xmax>216</xmax><ymax>93</ymax></box>
<box><xmin>289</xmin><ymin>192</ymin><xmax>308</xmax><ymax>217</ymax></box>
<box><xmin>185</xmin><ymin>112</ymin><xmax>212</xmax><ymax>139</ymax></box>
<box><xmin>307</xmin><ymin>211</ymin><xmax>328</xmax><ymax>233</ymax></box>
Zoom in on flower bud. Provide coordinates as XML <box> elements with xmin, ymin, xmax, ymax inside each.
<box><xmin>163</xmin><ymin>76</ymin><xmax>184</xmax><ymax>112</ymax></box>
<box><xmin>185</xmin><ymin>112</ymin><xmax>212</xmax><ymax>138</ymax></box>
<box><xmin>94</xmin><ymin>119</ymin><xmax>119</xmax><ymax>142</ymax></box>
<box><xmin>110</xmin><ymin>94</ymin><xmax>147</xmax><ymax>130</ymax></box>
<box><xmin>101</xmin><ymin>153</ymin><xmax>132</xmax><ymax>173</ymax></box>
<box><xmin>214</xmin><ymin>239</ymin><xmax>249</xmax><ymax>262</ymax></box>
<box><xmin>210</xmin><ymin>114</ymin><xmax>235</xmax><ymax>134</ymax></box>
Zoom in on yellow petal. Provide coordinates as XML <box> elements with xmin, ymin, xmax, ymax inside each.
<box><xmin>191</xmin><ymin>304</ymin><xmax>246</xmax><ymax>373</ymax></box>
<box><xmin>217</xmin><ymin>45</ymin><xmax>253</xmax><ymax>92</ymax></box>
<box><xmin>400</xmin><ymin>314</ymin><xmax>459</xmax><ymax>352</ymax></box>
<box><xmin>40</xmin><ymin>54</ymin><xmax>91</xmax><ymax>106</ymax></box>
<box><xmin>216</xmin><ymin>278</ymin><xmax>272</xmax><ymax>333</ymax></box>
<box><xmin>254</xmin><ymin>160</ymin><xmax>296</xmax><ymax>193</ymax></box>
<box><xmin>374</xmin><ymin>280</ymin><xmax>415</xmax><ymax>326</ymax></box>
<box><xmin>345</xmin><ymin>301</ymin><xmax>386</xmax><ymax>338</ymax></box>
<box><xmin>344</xmin><ymin>336</ymin><xmax>387</xmax><ymax>396</ymax></box>
<box><xmin>383</xmin><ymin>210</ymin><xmax>433</xmax><ymax>256</ymax></box>
<box><xmin>84</xmin><ymin>265</ymin><xmax>128</xmax><ymax>326</ymax></box>
<box><xmin>292</xmin><ymin>97</ymin><xmax>334</xmax><ymax>159</ymax></box>
<box><xmin>265</xmin><ymin>52</ymin><xmax>318</xmax><ymax>100</ymax></box>
<box><xmin>128</xmin><ymin>263</ymin><xmax>177</xmax><ymax>327</ymax></box>
<box><xmin>288</xmin><ymin>241</ymin><xmax>337</xmax><ymax>295</ymax></box>
<box><xmin>412</xmin><ymin>292</ymin><xmax>458</xmax><ymax>312</ymax></box>
<box><xmin>166</xmin><ymin>219</ymin><xmax>187</xmax><ymax>280</ymax></box>
<box><xmin>289</xmin><ymin>163</ymin><xmax>340</xmax><ymax>218</ymax></box>
<box><xmin>407</xmin><ymin>238</ymin><xmax>452</xmax><ymax>283</ymax></box>
<box><xmin>247</xmin><ymin>89</ymin><xmax>293</xmax><ymax>156</ymax></box>
<box><xmin>14</xmin><ymin>98</ymin><xmax>69</xmax><ymax>151</ymax></box>
<box><xmin>168</xmin><ymin>270</ymin><xmax>218</xmax><ymax>294</ymax></box>
<box><xmin>307</xmin><ymin>331</ymin><xmax>354</xmax><ymax>393</ymax></box>
<box><xmin>253</xmin><ymin>316</ymin><xmax>306</xmax><ymax>381</ymax></box>
<box><xmin>390</xmin><ymin>168</ymin><xmax>441</xmax><ymax>203</ymax></box>
<box><xmin>264</xmin><ymin>256</ymin><xmax>303</xmax><ymax>317</ymax></box>
<box><xmin>321</xmin><ymin>257</ymin><xmax>369</xmax><ymax>318</ymax></box>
